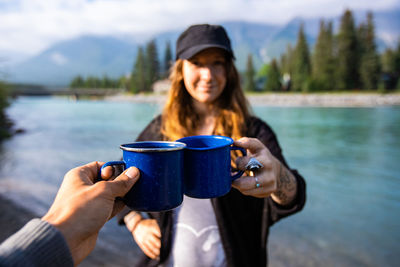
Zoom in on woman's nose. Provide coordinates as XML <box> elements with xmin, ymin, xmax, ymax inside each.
<box><xmin>199</xmin><ymin>66</ymin><xmax>212</xmax><ymax>80</ymax></box>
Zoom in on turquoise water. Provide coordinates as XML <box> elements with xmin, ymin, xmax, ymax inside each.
<box><xmin>0</xmin><ymin>96</ymin><xmax>399</xmax><ymax>266</ymax></box>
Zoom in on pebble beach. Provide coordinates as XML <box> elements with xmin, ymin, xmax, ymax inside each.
<box><xmin>105</xmin><ymin>92</ymin><xmax>400</xmax><ymax>107</ymax></box>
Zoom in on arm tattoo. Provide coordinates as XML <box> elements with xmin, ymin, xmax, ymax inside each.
<box><xmin>273</xmin><ymin>164</ymin><xmax>297</xmax><ymax>205</ymax></box>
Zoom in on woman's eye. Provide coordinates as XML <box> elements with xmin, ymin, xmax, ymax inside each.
<box><xmin>214</xmin><ymin>60</ymin><xmax>225</xmax><ymax>66</ymax></box>
<box><xmin>190</xmin><ymin>60</ymin><xmax>201</xmax><ymax>66</ymax></box>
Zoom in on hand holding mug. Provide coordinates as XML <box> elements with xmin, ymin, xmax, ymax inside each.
<box><xmin>232</xmin><ymin>137</ymin><xmax>297</xmax><ymax>205</ymax></box>
<box><xmin>42</xmin><ymin>162</ymin><xmax>140</xmax><ymax>265</ymax></box>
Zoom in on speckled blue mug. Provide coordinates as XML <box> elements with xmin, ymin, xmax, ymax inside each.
<box><xmin>176</xmin><ymin>135</ymin><xmax>246</xmax><ymax>198</ymax></box>
<box><xmin>101</xmin><ymin>141</ymin><xmax>186</xmax><ymax>211</ymax></box>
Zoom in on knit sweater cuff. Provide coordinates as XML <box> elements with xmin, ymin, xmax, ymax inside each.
<box><xmin>0</xmin><ymin>218</ymin><xmax>74</xmax><ymax>267</ymax></box>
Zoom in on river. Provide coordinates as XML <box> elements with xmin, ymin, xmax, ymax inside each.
<box><xmin>0</xmin><ymin>96</ymin><xmax>399</xmax><ymax>266</ymax></box>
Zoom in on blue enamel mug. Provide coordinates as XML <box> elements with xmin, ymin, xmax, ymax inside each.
<box><xmin>176</xmin><ymin>135</ymin><xmax>246</xmax><ymax>198</ymax></box>
<box><xmin>101</xmin><ymin>141</ymin><xmax>186</xmax><ymax>211</ymax></box>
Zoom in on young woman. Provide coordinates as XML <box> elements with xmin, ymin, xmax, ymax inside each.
<box><xmin>118</xmin><ymin>24</ymin><xmax>306</xmax><ymax>267</ymax></box>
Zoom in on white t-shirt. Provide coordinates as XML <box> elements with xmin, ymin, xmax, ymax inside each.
<box><xmin>162</xmin><ymin>196</ymin><xmax>227</xmax><ymax>267</ymax></box>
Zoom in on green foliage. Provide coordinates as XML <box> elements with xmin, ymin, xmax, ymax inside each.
<box><xmin>291</xmin><ymin>24</ymin><xmax>311</xmax><ymax>92</ymax></box>
<box><xmin>69</xmin><ymin>75</ymin><xmax>122</xmax><ymax>89</ymax></box>
<box><xmin>130</xmin><ymin>40</ymin><xmax>161</xmax><ymax>94</ymax></box>
<box><xmin>312</xmin><ymin>20</ymin><xmax>336</xmax><ymax>91</ymax></box>
<box><xmin>70</xmin><ymin>75</ymin><xmax>84</xmax><ymax>88</ymax></box>
<box><xmin>280</xmin><ymin>44</ymin><xmax>294</xmax><ymax>75</ymax></box>
<box><xmin>145</xmin><ymin>40</ymin><xmax>159</xmax><ymax>92</ymax></box>
<box><xmin>304</xmin><ymin>77</ymin><xmax>324</xmax><ymax>92</ymax></box>
<box><xmin>256</xmin><ymin>64</ymin><xmax>270</xmax><ymax>79</ymax></box>
<box><xmin>264</xmin><ymin>59</ymin><xmax>281</xmax><ymax>91</ymax></box>
<box><xmin>0</xmin><ymin>80</ymin><xmax>10</xmax><ymax>139</ymax></box>
<box><xmin>244</xmin><ymin>54</ymin><xmax>256</xmax><ymax>91</ymax></box>
<box><xmin>264</xmin><ymin>9</ymin><xmax>398</xmax><ymax>92</ymax></box>
<box><xmin>381</xmin><ymin>48</ymin><xmax>396</xmax><ymax>73</ymax></box>
<box><xmin>380</xmin><ymin>41</ymin><xmax>400</xmax><ymax>90</ymax></box>
<box><xmin>358</xmin><ymin>12</ymin><xmax>380</xmax><ymax>90</ymax></box>
<box><xmin>336</xmin><ymin>9</ymin><xmax>360</xmax><ymax>90</ymax></box>
<box><xmin>163</xmin><ymin>41</ymin><xmax>173</xmax><ymax>78</ymax></box>
<box><xmin>130</xmin><ymin>47</ymin><xmax>146</xmax><ymax>94</ymax></box>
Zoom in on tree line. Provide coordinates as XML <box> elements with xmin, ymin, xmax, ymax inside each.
<box><xmin>245</xmin><ymin>9</ymin><xmax>400</xmax><ymax>92</ymax></box>
<box><xmin>69</xmin><ymin>40</ymin><xmax>173</xmax><ymax>93</ymax></box>
<box><xmin>70</xmin><ymin>74</ymin><xmax>126</xmax><ymax>89</ymax></box>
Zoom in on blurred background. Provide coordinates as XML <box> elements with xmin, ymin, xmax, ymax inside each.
<box><xmin>0</xmin><ymin>1</ymin><xmax>400</xmax><ymax>266</ymax></box>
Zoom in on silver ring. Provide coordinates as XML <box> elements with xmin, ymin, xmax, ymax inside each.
<box><xmin>245</xmin><ymin>157</ymin><xmax>264</xmax><ymax>171</ymax></box>
<box><xmin>254</xmin><ymin>176</ymin><xmax>261</xmax><ymax>188</ymax></box>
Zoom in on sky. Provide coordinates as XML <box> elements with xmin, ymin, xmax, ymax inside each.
<box><xmin>1</xmin><ymin>0</ymin><xmax>400</xmax><ymax>58</ymax></box>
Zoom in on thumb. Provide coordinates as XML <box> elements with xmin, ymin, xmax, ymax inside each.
<box><xmin>108</xmin><ymin>167</ymin><xmax>140</xmax><ymax>197</ymax></box>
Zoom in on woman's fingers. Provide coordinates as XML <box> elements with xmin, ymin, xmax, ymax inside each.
<box><xmin>150</xmin><ymin>225</ymin><xmax>161</xmax><ymax>238</ymax></box>
<box><xmin>132</xmin><ymin>219</ymin><xmax>161</xmax><ymax>259</ymax></box>
<box><xmin>232</xmin><ymin>173</ymin><xmax>276</xmax><ymax>198</ymax></box>
<box><xmin>140</xmin><ymin>233</ymin><xmax>161</xmax><ymax>259</ymax></box>
<box><xmin>147</xmin><ymin>234</ymin><xmax>161</xmax><ymax>249</ymax></box>
<box><xmin>138</xmin><ymin>241</ymin><xmax>159</xmax><ymax>259</ymax></box>
<box><xmin>235</xmin><ymin>155</ymin><xmax>254</xmax><ymax>171</ymax></box>
<box><xmin>232</xmin><ymin>175</ymin><xmax>257</xmax><ymax>190</ymax></box>
<box><xmin>234</xmin><ymin>137</ymin><xmax>265</xmax><ymax>154</ymax></box>
<box><xmin>135</xmin><ymin>234</ymin><xmax>160</xmax><ymax>259</ymax></box>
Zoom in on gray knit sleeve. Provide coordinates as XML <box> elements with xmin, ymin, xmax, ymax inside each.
<box><xmin>0</xmin><ymin>218</ymin><xmax>73</xmax><ymax>267</ymax></box>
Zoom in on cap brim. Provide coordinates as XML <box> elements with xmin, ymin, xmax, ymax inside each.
<box><xmin>177</xmin><ymin>44</ymin><xmax>234</xmax><ymax>60</ymax></box>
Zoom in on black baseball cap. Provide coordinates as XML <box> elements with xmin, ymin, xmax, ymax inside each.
<box><xmin>176</xmin><ymin>24</ymin><xmax>235</xmax><ymax>60</ymax></box>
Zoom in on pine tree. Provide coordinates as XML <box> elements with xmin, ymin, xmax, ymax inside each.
<box><xmin>70</xmin><ymin>75</ymin><xmax>84</xmax><ymax>88</ymax></box>
<box><xmin>264</xmin><ymin>59</ymin><xmax>281</xmax><ymax>91</ymax></box>
<box><xmin>244</xmin><ymin>54</ymin><xmax>256</xmax><ymax>91</ymax></box>
<box><xmin>130</xmin><ymin>47</ymin><xmax>146</xmax><ymax>94</ymax></box>
<box><xmin>0</xmin><ymin>79</ymin><xmax>10</xmax><ymax>139</ymax></box>
<box><xmin>145</xmin><ymin>40</ymin><xmax>159</xmax><ymax>92</ymax></box>
<box><xmin>280</xmin><ymin>44</ymin><xmax>294</xmax><ymax>76</ymax></box>
<box><xmin>279</xmin><ymin>44</ymin><xmax>294</xmax><ymax>91</ymax></box>
<box><xmin>395</xmin><ymin>40</ymin><xmax>400</xmax><ymax>88</ymax></box>
<box><xmin>381</xmin><ymin>40</ymin><xmax>400</xmax><ymax>90</ymax></box>
<box><xmin>312</xmin><ymin>20</ymin><xmax>335</xmax><ymax>91</ymax></box>
<box><xmin>358</xmin><ymin>12</ymin><xmax>380</xmax><ymax>90</ymax></box>
<box><xmin>163</xmin><ymin>41</ymin><xmax>173</xmax><ymax>78</ymax></box>
<box><xmin>291</xmin><ymin>23</ymin><xmax>311</xmax><ymax>92</ymax></box>
<box><xmin>381</xmin><ymin>48</ymin><xmax>395</xmax><ymax>73</ymax></box>
<box><xmin>336</xmin><ymin>9</ymin><xmax>360</xmax><ymax>90</ymax></box>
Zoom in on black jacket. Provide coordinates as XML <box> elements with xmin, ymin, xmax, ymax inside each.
<box><xmin>118</xmin><ymin>115</ymin><xmax>306</xmax><ymax>267</ymax></box>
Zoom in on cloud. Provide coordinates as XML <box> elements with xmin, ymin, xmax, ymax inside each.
<box><xmin>0</xmin><ymin>0</ymin><xmax>399</xmax><ymax>56</ymax></box>
<box><xmin>50</xmin><ymin>52</ymin><xmax>68</xmax><ymax>65</ymax></box>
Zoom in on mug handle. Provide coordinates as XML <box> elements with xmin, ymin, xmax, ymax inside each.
<box><xmin>97</xmin><ymin>160</ymin><xmax>126</xmax><ymax>181</ymax></box>
<box><xmin>230</xmin><ymin>146</ymin><xmax>247</xmax><ymax>181</ymax></box>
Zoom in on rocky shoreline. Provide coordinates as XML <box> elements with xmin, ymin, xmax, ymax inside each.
<box><xmin>105</xmin><ymin>92</ymin><xmax>400</xmax><ymax>107</ymax></box>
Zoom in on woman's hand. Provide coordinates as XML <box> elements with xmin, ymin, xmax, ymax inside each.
<box><xmin>232</xmin><ymin>137</ymin><xmax>297</xmax><ymax>205</ymax></box>
<box><xmin>128</xmin><ymin>217</ymin><xmax>161</xmax><ymax>259</ymax></box>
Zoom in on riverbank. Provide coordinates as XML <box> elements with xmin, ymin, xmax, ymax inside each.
<box><xmin>105</xmin><ymin>92</ymin><xmax>400</xmax><ymax>107</ymax></box>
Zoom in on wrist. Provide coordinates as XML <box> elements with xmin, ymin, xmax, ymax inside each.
<box><xmin>124</xmin><ymin>212</ymin><xmax>142</xmax><ymax>232</ymax></box>
<box><xmin>271</xmin><ymin>163</ymin><xmax>297</xmax><ymax>206</ymax></box>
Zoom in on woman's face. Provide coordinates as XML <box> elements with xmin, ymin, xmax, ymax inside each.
<box><xmin>182</xmin><ymin>48</ymin><xmax>227</xmax><ymax>105</ymax></box>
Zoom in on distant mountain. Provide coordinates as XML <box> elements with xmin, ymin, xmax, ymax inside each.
<box><xmin>9</xmin><ymin>36</ymin><xmax>139</xmax><ymax>86</ymax></box>
<box><xmin>6</xmin><ymin>8</ymin><xmax>400</xmax><ymax>86</ymax></box>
